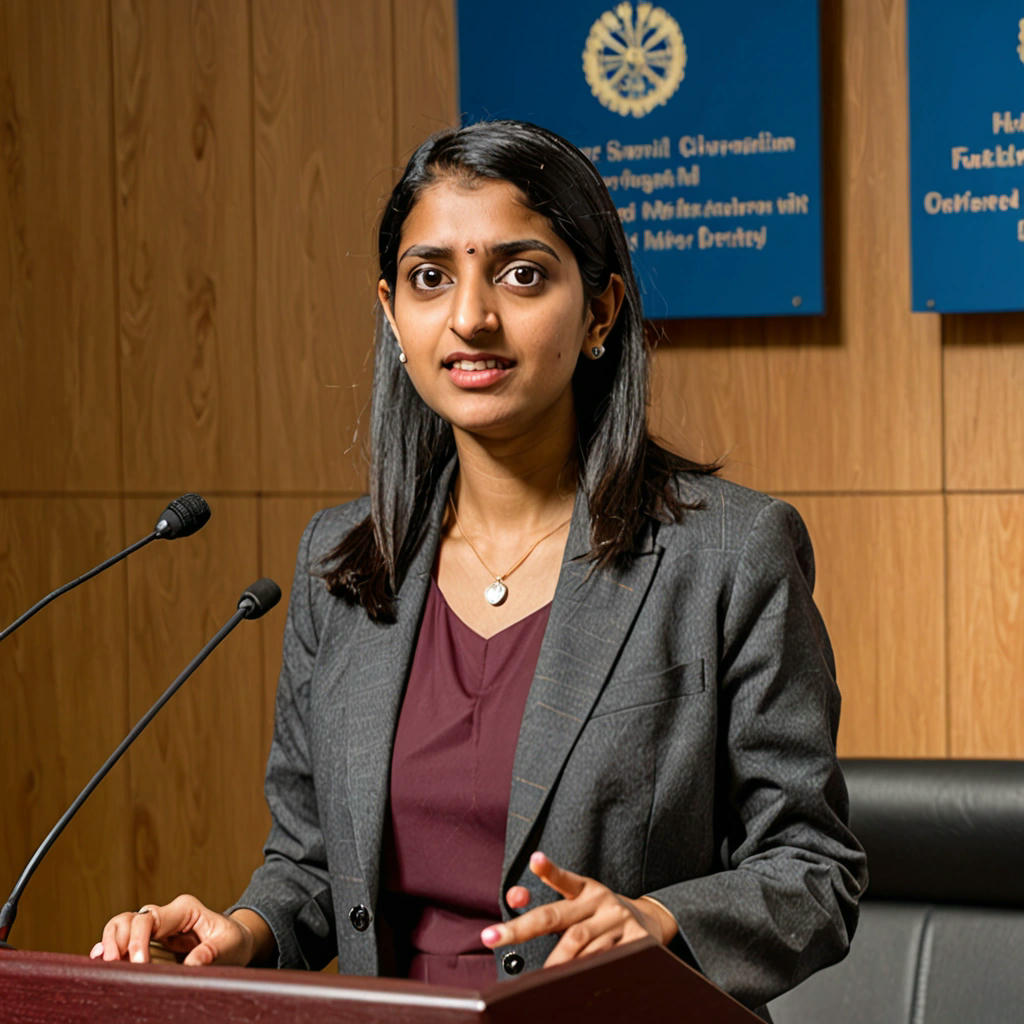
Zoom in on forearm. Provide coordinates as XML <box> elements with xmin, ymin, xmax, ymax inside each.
<box><xmin>645</xmin><ymin>843</ymin><xmax>863</xmax><ymax>1008</ymax></box>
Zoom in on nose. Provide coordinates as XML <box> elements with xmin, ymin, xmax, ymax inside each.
<box><xmin>449</xmin><ymin>275</ymin><xmax>498</xmax><ymax>340</ymax></box>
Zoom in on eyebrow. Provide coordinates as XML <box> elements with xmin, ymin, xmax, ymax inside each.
<box><xmin>397</xmin><ymin>238</ymin><xmax>562</xmax><ymax>264</ymax></box>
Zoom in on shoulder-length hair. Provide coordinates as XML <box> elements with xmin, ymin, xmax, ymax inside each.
<box><xmin>322</xmin><ymin>120</ymin><xmax>716</xmax><ymax>622</ymax></box>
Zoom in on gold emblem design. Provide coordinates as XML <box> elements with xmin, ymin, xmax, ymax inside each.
<box><xmin>583</xmin><ymin>2</ymin><xmax>686</xmax><ymax>118</ymax></box>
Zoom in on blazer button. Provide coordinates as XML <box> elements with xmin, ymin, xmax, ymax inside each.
<box><xmin>501</xmin><ymin>951</ymin><xmax>525</xmax><ymax>975</ymax></box>
<box><xmin>348</xmin><ymin>905</ymin><xmax>371</xmax><ymax>932</ymax></box>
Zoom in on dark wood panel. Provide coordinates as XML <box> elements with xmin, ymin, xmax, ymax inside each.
<box><xmin>112</xmin><ymin>0</ymin><xmax>257</xmax><ymax>492</ymax></box>
<box><xmin>944</xmin><ymin>314</ymin><xmax>1024</xmax><ymax>492</ymax></box>
<box><xmin>649</xmin><ymin>0</ymin><xmax>942</xmax><ymax>493</ymax></box>
<box><xmin>124</xmin><ymin>497</ymin><xmax>270</xmax><ymax>913</ymax></box>
<box><xmin>0</xmin><ymin>0</ymin><xmax>120</xmax><ymax>491</ymax></box>
<box><xmin>253</xmin><ymin>0</ymin><xmax>392</xmax><ymax>492</ymax></box>
<box><xmin>793</xmin><ymin>494</ymin><xmax>947</xmax><ymax>757</ymax></box>
<box><xmin>949</xmin><ymin>496</ymin><xmax>1024</xmax><ymax>757</ymax></box>
<box><xmin>0</xmin><ymin>498</ymin><xmax>132</xmax><ymax>954</ymax></box>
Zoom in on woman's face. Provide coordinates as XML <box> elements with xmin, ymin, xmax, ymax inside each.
<box><xmin>379</xmin><ymin>176</ymin><xmax>619</xmax><ymax>447</ymax></box>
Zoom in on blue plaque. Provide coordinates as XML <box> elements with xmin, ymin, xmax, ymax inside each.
<box><xmin>457</xmin><ymin>1</ymin><xmax>824</xmax><ymax>319</ymax></box>
<box><xmin>908</xmin><ymin>1</ymin><xmax>1024</xmax><ymax>312</ymax></box>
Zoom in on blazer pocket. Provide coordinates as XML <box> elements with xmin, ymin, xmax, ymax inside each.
<box><xmin>591</xmin><ymin>658</ymin><xmax>706</xmax><ymax>717</ymax></box>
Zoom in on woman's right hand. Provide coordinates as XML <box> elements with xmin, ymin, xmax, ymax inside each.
<box><xmin>89</xmin><ymin>895</ymin><xmax>269</xmax><ymax>967</ymax></box>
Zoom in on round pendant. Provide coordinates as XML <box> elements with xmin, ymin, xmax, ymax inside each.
<box><xmin>484</xmin><ymin>580</ymin><xmax>508</xmax><ymax>606</ymax></box>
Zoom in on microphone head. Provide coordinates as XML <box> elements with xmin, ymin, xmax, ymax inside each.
<box><xmin>237</xmin><ymin>578</ymin><xmax>282</xmax><ymax>620</ymax></box>
<box><xmin>155</xmin><ymin>494</ymin><xmax>211</xmax><ymax>539</ymax></box>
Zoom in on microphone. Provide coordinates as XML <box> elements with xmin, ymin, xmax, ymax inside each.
<box><xmin>237</xmin><ymin>578</ymin><xmax>282</xmax><ymax>619</ymax></box>
<box><xmin>0</xmin><ymin>578</ymin><xmax>282</xmax><ymax>947</ymax></box>
<box><xmin>153</xmin><ymin>493</ymin><xmax>211</xmax><ymax>539</ymax></box>
<box><xmin>0</xmin><ymin>494</ymin><xmax>211</xmax><ymax>644</ymax></box>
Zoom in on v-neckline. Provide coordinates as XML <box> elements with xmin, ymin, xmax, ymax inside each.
<box><xmin>431</xmin><ymin>577</ymin><xmax>552</xmax><ymax>642</ymax></box>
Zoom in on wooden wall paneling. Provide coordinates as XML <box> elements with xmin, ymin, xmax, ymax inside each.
<box><xmin>649</xmin><ymin>0</ymin><xmax>942</xmax><ymax>494</ymax></box>
<box><xmin>253</xmin><ymin>0</ymin><xmax>393</xmax><ymax>494</ymax></box>
<box><xmin>392</xmin><ymin>0</ymin><xmax>457</xmax><ymax>162</ymax></box>
<box><xmin>112</xmin><ymin>0</ymin><xmax>257</xmax><ymax>494</ymax></box>
<box><xmin>948</xmin><ymin>495</ymin><xmax>1024</xmax><ymax>757</ymax></box>
<box><xmin>791</xmin><ymin>494</ymin><xmax>946</xmax><ymax>757</ymax></box>
<box><xmin>0</xmin><ymin>498</ymin><xmax>132</xmax><ymax>954</ymax></box>
<box><xmin>944</xmin><ymin>314</ymin><xmax>1024</xmax><ymax>492</ymax></box>
<box><xmin>124</xmin><ymin>496</ymin><xmax>270</xmax><ymax>912</ymax></box>
<box><xmin>0</xmin><ymin>0</ymin><xmax>120</xmax><ymax>492</ymax></box>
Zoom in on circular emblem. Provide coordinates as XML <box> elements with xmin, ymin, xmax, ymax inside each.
<box><xmin>583</xmin><ymin>2</ymin><xmax>686</xmax><ymax>118</ymax></box>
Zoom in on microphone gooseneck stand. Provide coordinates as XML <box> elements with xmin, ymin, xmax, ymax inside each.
<box><xmin>0</xmin><ymin>577</ymin><xmax>281</xmax><ymax>948</ymax></box>
<box><xmin>0</xmin><ymin>493</ymin><xmax>212</xmax><ymax>644</ymax></box>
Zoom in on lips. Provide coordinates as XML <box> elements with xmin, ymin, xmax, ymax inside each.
<box><xmin>442</xmin><ymin>353</ymin><xmax>514</xmax><ymax>371</ymax></box>
<box><xmin>442</xmin><ymin>351</ymin><xmax>514</xmax><ymax>389</ymax></box>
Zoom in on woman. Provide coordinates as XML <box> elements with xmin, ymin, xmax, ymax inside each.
<box><xmin>93</xmin><ymin>120</ymin><xmax>866</xmax><ymax>1013</ymax></box>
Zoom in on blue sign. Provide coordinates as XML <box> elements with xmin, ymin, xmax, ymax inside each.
<box><xmin>457</xmin><ymin>1</ymin><xmax>824</xmax><ymax>319</ymax></box>
<box><xmin>908</xmin><ymin>2</ymin><xmax>1024</xmax><ymax>312</ymax></box>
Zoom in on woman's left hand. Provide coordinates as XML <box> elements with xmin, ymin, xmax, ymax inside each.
<box><xmin>480</xmin><ymin>851</ymin><xmax>678</xmax><ymax>967</ymax></box>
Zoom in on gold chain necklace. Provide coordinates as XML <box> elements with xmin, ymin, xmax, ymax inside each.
<box><xmin>447</xmin><ymin>494</ymin><xmax>571</xmax><ymax>606</ymax></box>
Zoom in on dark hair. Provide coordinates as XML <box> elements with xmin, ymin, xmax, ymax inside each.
<box><xmin>322</xmin><ymin>120</ymin><xmax>716</xmax><ymax>621</ymax></box>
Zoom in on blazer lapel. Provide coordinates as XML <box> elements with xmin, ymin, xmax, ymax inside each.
<box><xmin>502</xmin><ymin>494</ymin><xmax>662</xmax><ymax>884</ymax></box>
<box><xmin>342</xmin><ymin>465</ymin><xmax>454</xmax><ymax>902</ymax></box>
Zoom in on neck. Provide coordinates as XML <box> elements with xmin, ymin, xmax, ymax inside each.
<box><xmin>450</xmin><ymin>423</ymin><xmax>577</xmax><ymax>536</ymax></box>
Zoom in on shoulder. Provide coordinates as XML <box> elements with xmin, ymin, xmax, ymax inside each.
<box><xmin>282</xmin><ymin>496</ymin><xmax>371</xmax><ymax>649</ymax></box>
<box><xmin>664</xmin><ymin>472</ymin><xmax>807</xmax><ymax>546</ymax></box>
<box><xmin>654</xmin><ymin>472</ymin><xmax>815</xmax><ymax>587</ymax></box>
<box><xmin>299</xmin><ymin>495</ymin><xmax>371</xmax><ymax>569</ymax></box>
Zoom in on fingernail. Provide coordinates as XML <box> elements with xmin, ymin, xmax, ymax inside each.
<box><xmin>131</xmin><ymin>950</ymin><xmax>145</xmax><ymax>963</ymax></box>
<box><xmin>481</xmin><ymin>927</ymin><xmax>500</xmax><ymax>947</ymax></box>
<box><xmin>89</xmin><ymin>943</ymin><xmax>102</xmax><ymax>958</ymax></box>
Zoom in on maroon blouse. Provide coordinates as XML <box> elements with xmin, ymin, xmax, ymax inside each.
<box><xmin>381</xmin><ymin>578</ymin><xmax>551</xmax><ymax>987</ymax></box>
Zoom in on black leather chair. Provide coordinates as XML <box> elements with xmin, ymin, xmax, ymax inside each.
<box><xmin>769</xmin><ymin>759</ymin><xmax>1024</xmax><ymax>1023</ymax></box>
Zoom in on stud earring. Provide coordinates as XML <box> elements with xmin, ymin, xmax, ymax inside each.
<box><xmin>398</xmin><ymin>350</ymin><xmax>408</xmax><ymax>364</ymax></box>
<box><xmin>590</xmin><ymin>345</ymin><xmax>605</xmax><ymax>360</ymax></box>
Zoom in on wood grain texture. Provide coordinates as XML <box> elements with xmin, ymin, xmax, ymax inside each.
<box><xmin>944</xmin><ymin>314</ymin><xmax>1024</xmax><ymax>492</ymax></box>
<box><xmin>253</xmin><ymin>0</ymin><xmax>392</xmax><ymax>493</ymax></box>
<box><xmin>0</xmin><ymin>0</ymin><xmax>120</xmax><ymax>492</ymax></box>
<box><xmin>112</xmin><ymin>0</ymin><xmax>257</xmax><ymax>493</ymax></box>
<box><xmin>791</xmin><ymin>494</ymin><xmax>947</xmax><ymax>757</ymax></box>
<box><xmin>392</xmin><ymin>0</ymin><xmax>458</xmax><ymax>164</ymax></box>
<box><xmin>0</xmin><ymin>498</ymin><xmax>132</xmax><ymax>954</ymax></box>
<box><xmin>948</xmin><ymin>495</ymin><xmax>1024</xmax><ymax>757</ymax></box>
<box><xmin>123</xmin><ymin>497</ymin><xmax>270</xmax><ymax>912</ymax></box>
<box><xmin>649</xmin><ymin>0</ymin><xmax>942</xmax><ymax>493</ymax></box>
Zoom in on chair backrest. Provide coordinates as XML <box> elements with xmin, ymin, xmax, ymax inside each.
<box><xmin>769</xmin><ymin>758</ymin><xmax>1024</xmax><ymax>1024</ymax></box>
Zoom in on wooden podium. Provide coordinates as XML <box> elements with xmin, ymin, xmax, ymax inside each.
<box><xmin>0</xmin><ymin>938</ymin><xmax>762</xmax><ymax>1022</ymax></box>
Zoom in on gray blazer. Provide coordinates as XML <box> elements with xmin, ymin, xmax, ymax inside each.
<box><xmin>235</xmin><ymin>467</ymin><xmax>866</xmax><ymax>1010</ymax></box>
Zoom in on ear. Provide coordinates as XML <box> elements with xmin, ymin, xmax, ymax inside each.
<box><xmin>581</xmin><ymin>273</ymin><xmax>625</xmax><ymax>359</ymax></box>
<box><xmin>377</xmin><ymin>278</ymin><xmax>401</xmax><ymax>343</ymax></box>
